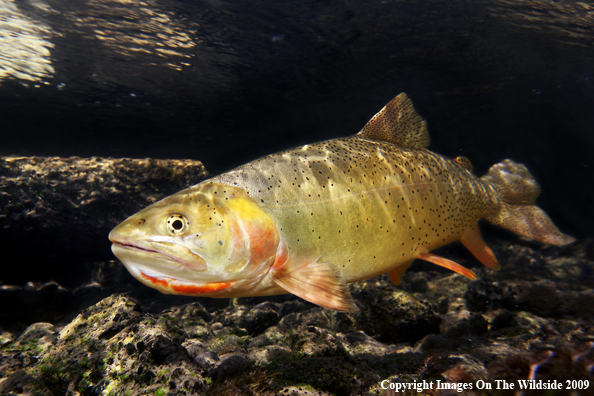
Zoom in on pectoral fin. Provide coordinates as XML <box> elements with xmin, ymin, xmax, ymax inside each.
<box><xmin>460</xmin><ymin>224</ymin><xmax>500</xmax><ymax>270</ymax></box>
<box><xmin>418</xmin><ymin>252</ymin><xmax>477</xmax><ymax>280</ymax></box>
<box><xmin>271</xmin><ymin>258</ymin><xmax>358</xmax><ymax>312</ymax></box>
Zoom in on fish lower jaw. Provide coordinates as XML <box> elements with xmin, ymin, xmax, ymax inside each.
<box><xmin>124</xmin><ymin>263</ymin><xmax>236</xmax><ymax>296</ymax></box>
<box><xmin>125</xmin><ymin>262</ymin><xmax>283</xmax><ymax>298</ymax></box>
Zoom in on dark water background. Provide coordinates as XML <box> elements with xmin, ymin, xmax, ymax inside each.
<box><xmin>1</xmin><ymin>0</ymin><xmax>593</xmax><ymax>243</ymax></box>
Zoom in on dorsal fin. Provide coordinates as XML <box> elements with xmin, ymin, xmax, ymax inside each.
<box><xmin>357</xmin><ymin>93</ymin><xmax>430</xmax><ymax>148</ymax></box>
<box><xmin>454</xmin><ymin>156</ymin><xmax>474</xmax><ymax>172</ymax></box>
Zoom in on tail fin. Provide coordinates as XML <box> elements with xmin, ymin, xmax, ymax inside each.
<box><xmin>482</xmin><ymin>160</ymin><xmax>575</xmax><ymax>246</ymax></box>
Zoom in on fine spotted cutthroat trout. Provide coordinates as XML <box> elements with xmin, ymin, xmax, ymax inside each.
<box><xmin>109</xmin><ymin>93</ymin><xmax>574</xmax><ymax>311</ymax></box>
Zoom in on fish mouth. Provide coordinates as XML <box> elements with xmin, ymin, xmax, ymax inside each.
<box><xmin>112</xmin><ymin>242</ymin><xmax>157</xmax><ymax>254</ymax></box>
<box><xmin>111</xmin><ymin>241</ymin><xmax>207</xmax><ymax>271</ymax></box>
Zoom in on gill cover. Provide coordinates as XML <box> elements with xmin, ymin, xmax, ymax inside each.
<box><xmin>219</xmin><ymin>191</ymin><xmax>281</xmax><ymax>278</ymax></box>
<box><xmin>165</xmin><ymin>183</ymin><xmax>281</xmax><ymax>282</ymax></box>
<box><xmin>151</xmin><ymin>183</ymin><xmax>280</xmax><ymax>279</ymax></box>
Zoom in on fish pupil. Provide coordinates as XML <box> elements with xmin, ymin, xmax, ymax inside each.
<box><xmin>172</xmin><ymin>219</ymin><xmax>184</xmax><ymax>230</ymax></box>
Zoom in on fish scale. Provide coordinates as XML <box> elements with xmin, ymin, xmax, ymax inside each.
<box><xmin>213</xmin><ymin>135</ymin><xmax>499</xmax><ymax>283</ymax></box>
<box><xmin>109</xmin><ymin>93</ymin><xmax>575</xmax><ymax>311</ymax></box>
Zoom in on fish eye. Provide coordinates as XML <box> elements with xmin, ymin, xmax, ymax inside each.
<box><xmin>166</xmin><ymin>214</ymin><xmax>188</xmax><ymax>235</ymax></box>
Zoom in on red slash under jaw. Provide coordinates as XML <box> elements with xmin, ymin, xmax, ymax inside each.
<box><xmin>140</xmin><ymin>271</ymin><xmax>233</xmax><ymax>294</ymax></box>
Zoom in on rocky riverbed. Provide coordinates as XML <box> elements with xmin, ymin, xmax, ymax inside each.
<box><xmin>1</xmin><ymin>241</ymin><xmax>593</xmax><ymax>395</ymax></box>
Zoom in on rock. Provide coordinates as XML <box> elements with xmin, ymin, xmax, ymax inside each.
<box><xmin>22</xmin><ymin>295</ymin><xmax>209</xmax><ymax>395</ymax></box>
<box><xmin>440</xmin><ymin>310</ymin><xmax>488</xmax><ymax>338</ymax></box>
<box><xmin>557</xmin><ymin>289</ymin><xmax>594</xmax><ymax>319</ymax></box>
<box><xmin>466</xmin><ymin>278</ymin><xmax>594</xmax><ymax>320</ymax></box>
<box><xmin>276</xmin><ymin>386</ymin><xmax>334</xmax><ymax>396</ymax></box>
<box><xmin>218</xmin><ymin>301</ymin><xmax>284</xmax><ymax>336</ymax></box>
<box><xmin>486</xmin><ymin>309</ymin><xmax>516</xmax><ymax>331</ymax></box>
<box><xmin>208</xmin><ymin>353</ymin><xmax>253</xmax><ymax>381</ymax></box>
<box><xmin>288</xmin><ymin>325</ymin><xmax>350</xmax><ymax>358</ymax></box>
<box><xmin>0</xmin><ymin>370</ymin><xmax>54</xmax><ymax>396</ymax></box>
<box><xmin>17</xmin><ymin>323</ymin><xmax>56</xmax><ymax>344</ymax></box>
<box><xmin>345</xmin><ymin>331</ymin><xmax>399</xmax><ymax>355</ymax></box>
<box><xmin>277</xmin><ymin>308</ymin><xmax>331</xmax><ymax>332</ymax></box>
<box><xmin>464</xmin><ymin>280</ymin><xmax>516</xmax><ymax>312</ymax></box>
<box><xmin>351</xmin><ymin>277</ymin><xmax>442</xmax><ymax>344</ymax></box>
<box><xmin>183</xmin><ymin>339</ymin><xmax>220</xmax><ymax>369</ymax></box>
<box><xmin>413</xmin><ymin>334</ymin><xmax>454</xmax><ymax>354</ymax></box>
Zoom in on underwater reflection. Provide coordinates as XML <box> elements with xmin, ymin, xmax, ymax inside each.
<box><xmin>0</xmin><ymin>0</ymin><xmax>54</xmax><ymax>83</ymax></box>
<box><xmin>70</xmin><ymin>0</ymin><xmax>198</xmax><ymax>72</ymax></box>
<box><xmin>488</xmin><ymin>0</ymin><xmax>594</xmax><ymax>47</ymax></box>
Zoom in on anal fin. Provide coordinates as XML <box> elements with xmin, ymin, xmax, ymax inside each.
<box><xmin>418</xmin><ymin>252</ymin><xmax>477</xmax><ymax>280</ymax></box>
<box><xmin>389</xmin><ymin>260</ymin><xmax>413</xmax><ymax>285</ymax></box>
<box><xmin>271</xmin><ymin>258</ymin><xmax>358</xmax><ymax>312</ymax></box>
<box><xmin>460</xmin><ymin>224</ymin><xmax>500</xmax><ymax>270</ymax></box>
